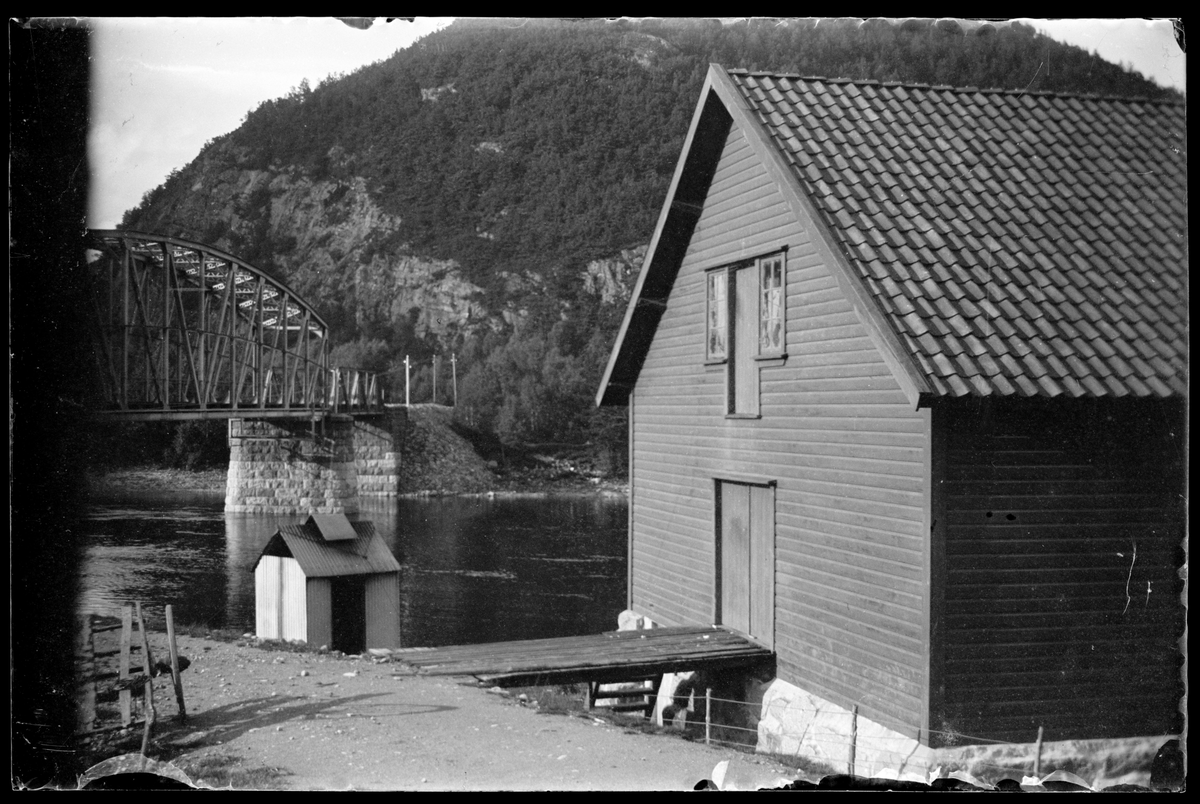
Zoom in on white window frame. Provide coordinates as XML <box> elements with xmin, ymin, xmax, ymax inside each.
<box><xmin>757</xmin><ymin>253</ymin><xmax>786</xmax><ymax>358</ymax></box>
<box><xmin>705</xmin><ymin>268</ymin><xmax>728</xmax><ymax>363</ymax></box>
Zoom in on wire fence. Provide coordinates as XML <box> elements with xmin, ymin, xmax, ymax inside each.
<box><xmin>663</xmin><ymin>686</ymin><xmax>1065</xmax><ymax>783</ymax></box>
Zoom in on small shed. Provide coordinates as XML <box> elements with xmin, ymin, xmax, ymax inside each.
<box><xmin>253</xmin><ymin>513</ymin><xmax>401</xmax><ymax>653</ymax></box>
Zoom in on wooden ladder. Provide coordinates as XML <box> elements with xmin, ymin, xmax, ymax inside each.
<box><xmin>585</xmin><ymin>675</ymin><xmax>662</xmax><ymax>718</ymax></box>
<box><xmin>75</xmin><ymin>603</ymin><xmax>187</xmax><ymax>751</ymax></box>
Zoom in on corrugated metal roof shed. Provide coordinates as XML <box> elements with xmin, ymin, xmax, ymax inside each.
<box><xmin>307</xmin><ymin>512</ymin><xmax>359</xmax><ymax>542</ymax></box>
<box><xmin>254</xmin><ymin>517</ymin><xmax>401</xmax><ymax>578</ymax></box>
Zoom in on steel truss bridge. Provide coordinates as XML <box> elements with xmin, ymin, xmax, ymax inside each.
<box><xmin>86</xmin><ymin>230</ymin><xmax>380</xmax><ymax>421</ymax></box>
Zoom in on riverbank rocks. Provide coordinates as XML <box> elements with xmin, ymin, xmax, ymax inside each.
<box><xmin>397</xmin><ymin>404</ymin><xmax>495</xmax><ymax>494</ymax></box>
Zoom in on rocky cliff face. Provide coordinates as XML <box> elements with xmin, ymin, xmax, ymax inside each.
<box><xmin>583</xmin><ymin>246</ymin><xmax>645</xmax><ymax>307</ymax></box>
<box><xmin>127</xmin><ymin>140</ymin><xmax>638</xmax><ymax>347</ymax></box>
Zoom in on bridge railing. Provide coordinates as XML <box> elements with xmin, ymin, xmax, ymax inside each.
<box><xmin>328</xmin><ymin>368</ymin><xmax>383</xmax><ymax>414</ymax></box>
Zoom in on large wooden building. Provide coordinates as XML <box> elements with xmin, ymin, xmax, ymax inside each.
<box><xmin>597</xmin><ymin>65</ymin><xmax>1186</xmax><ymax>750</ymax></box>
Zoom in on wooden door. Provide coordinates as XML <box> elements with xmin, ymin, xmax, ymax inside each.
<box><xmin>731</xmin><ymin>266</ymin><xmax>759</xmax><ymax>415</ymax></box>
<box><xmin>718</xmin><ymin>481</ymin><xmax>774</xmax><ymax>647</ymax></box>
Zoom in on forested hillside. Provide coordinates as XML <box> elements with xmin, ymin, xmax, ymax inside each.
<box><xmin>121</xmin><ymin>17</ymin><xmax>1178</xmax><ymax>472</ymax></box>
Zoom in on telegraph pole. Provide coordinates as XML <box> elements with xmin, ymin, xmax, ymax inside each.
<box><xmin>404</xmin><ymin>355</ymin><xmax>411</xmax><ymax>407</ymax></box>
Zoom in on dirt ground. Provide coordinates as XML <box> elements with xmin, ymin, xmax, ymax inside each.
<box><xmin>79</xmin><ymin>631</ymin><xmax>803</xmax><ymax>791</ymax></box>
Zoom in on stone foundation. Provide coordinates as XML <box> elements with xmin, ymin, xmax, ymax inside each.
<box><xmin>354</xmin><ymin>408</ymin><xmax>407</xmax><ymax>497</ymax></box>
<box><xmin>757</xmin><ymin>678</ymin><xmax>931</xmax><ymax>777</ymax></box>
<box><xmin>226</xmin><ymin>417</ymin><xmax>359</xmax><ymax>514</ymax></box>
<box><xmin>656</xmin><ymin>666</ymin><xmax>932</xmax><ymax>774</ymax></box>
<box><xmin>624</xmin><ymin>610</ymin><xmax>1173</xmax><ymax>786</ymax></box>
<box><xmin>624</xmin><ymin>607</ymin><xmax>925</xmax><ymax>776</ymax></box>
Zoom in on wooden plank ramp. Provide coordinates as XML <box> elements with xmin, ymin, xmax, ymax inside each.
<box><xmin>395</xmin><ymin>626</ymin><xmax>773</xmax><ymax>687</ymax></box>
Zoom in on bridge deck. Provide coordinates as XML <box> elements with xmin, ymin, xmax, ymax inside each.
<box><xmin>393</xmin><ymin>626</ymin><xmax>773</xmax><ymax>687</ymax></box>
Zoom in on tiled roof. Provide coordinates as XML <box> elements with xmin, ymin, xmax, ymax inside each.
<box><xmin>258</xmin><ymin>520</ymin><xmax>401</xmax><ymax>577</ymax></box>
<box><xmin>728</xmin><ymin>71</ymin><xmax>1188</xmax><ymax>398</ymax></box>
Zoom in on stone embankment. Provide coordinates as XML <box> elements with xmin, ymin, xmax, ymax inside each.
<box><xmin>395</xmin><ymin>404</ymin><xmax>496</xmax><ymax>495</ymax></box>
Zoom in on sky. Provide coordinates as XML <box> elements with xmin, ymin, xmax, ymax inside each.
<box><xmin>86</xmin><ymin>17</ymin><xmax>1185</xmax><ymax>230</ymax></box>
<box><xmin>88</xmin><ymin>17</ymin><xmax>453</xmax><ymax>228</ymax></box>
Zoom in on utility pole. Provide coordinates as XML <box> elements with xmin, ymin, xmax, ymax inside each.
<box><xmin>450</xmin><ymin>353</ymin><xmax>457</xmax><ymax>407</ymax></box>
<box><xmin>404</xmin><ymin>355</ymin><xmax>410</xmax><ymax>407</ymax></box>
<box><xmin>432</xmin><ymin>355</ymin><xmax>438</xmax><ymax>405</ymax></box>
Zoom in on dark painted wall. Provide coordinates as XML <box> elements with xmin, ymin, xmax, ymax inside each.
<box><xmin>937</xmin><ymin>397</ymin><xmax>1186</xmax><ymax>743</ymax></box>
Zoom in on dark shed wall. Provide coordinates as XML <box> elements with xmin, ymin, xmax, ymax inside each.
<box><xmin>938</xmin><ymin>398</ymin><xmax>1186</xmax><ymax>743</ymax></box>
<box><xmin>630</xmin><ymin>118</ymin><xmax>930</xmax><ymax>737</ymax></box>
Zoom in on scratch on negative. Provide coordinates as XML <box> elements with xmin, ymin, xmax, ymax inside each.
<box><xmin>1121</xmin><ymin>542</ymin><xmax>1138</xmax><ymax>615</ymax></box>
<box><xmin>1018</xmin><ymin>62</ymin><xmax>1044</xmax><ymax>96</ymax></box>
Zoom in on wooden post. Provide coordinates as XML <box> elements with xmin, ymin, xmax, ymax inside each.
<box><xmin>705</xmin><ymin>688</ymin><xmax>712</xmax><ymax>746</ymax></box>
<box><xmin>166</xmin><ymin>605</ymin><xmax>186</xmax><ymax>722</ymax></box>
<box><xmin>451</xmin><ymin>353</ymin><xmax>457</xmax><ymax>407</ymax></box>
<box><xmin>1034</xmin><ymin>726</ymin><xmax>1044</xmax><ymax>776</ymax></box>
<box><xmin>849</xmin><ymin>704</ymin><xmax>858</xmax><ymax>776</ymax></box>
<box><xmin>76</xmin><ymin>616</ymin><xmax>96</xmax><ymax>734</ymax></box>
<box><xmin>135</xmin><ymin>603</ymin><xmax>155</xmax><ymax>757</ymax></box>
<box><xmin>119</xmin><ymin>606</ymin><xmax>132</xmax><ymax>726</ymax></box>
<box><xmin>404</xmin><ymin>355</ymin><xmax>410</xmax><ymax>407</ymax></box>
<box><xmin>432</xmin><ymin>355</ymin><xmax>438</xmax><ymax>404</ymax></box>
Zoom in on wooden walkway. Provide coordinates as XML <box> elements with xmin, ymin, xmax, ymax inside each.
<box><xmin>394</xmin><ymin>626</ymin><xmax>773</xmax><ymax>687</ymax></box>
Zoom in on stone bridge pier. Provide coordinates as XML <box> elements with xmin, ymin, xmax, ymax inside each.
<box><xmin>226</xmin><ymin>408</ymin><xmax>407</xmax><ymax>514</ymax></box>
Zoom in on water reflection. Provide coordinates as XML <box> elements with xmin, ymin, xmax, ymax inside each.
<box><xmin>81</xmin><ymin>491</ymin><xmax>628</xmax><ymax>646</ymax></box>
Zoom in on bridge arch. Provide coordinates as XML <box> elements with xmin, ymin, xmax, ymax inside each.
<box><xmin>85</xmin><ymin>230</ymin><xmax>377</xmax><ymax>420</ymax></box>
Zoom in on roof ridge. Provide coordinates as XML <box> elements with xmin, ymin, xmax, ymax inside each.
<box><xmin>723</xmin><ymin>68</ymin><xmax>1183</xmax><ymax>107</ymax></box>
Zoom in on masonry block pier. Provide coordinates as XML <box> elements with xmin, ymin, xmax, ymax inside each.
<box><xmin>226</xmin><ymin>408</ymin><xmax>408</xmax><ymax>514</ymax></box>
<box><xmin>353</xmin><ymin>409</ymin><xmax>408</xmax><ymax>499</ymax></box>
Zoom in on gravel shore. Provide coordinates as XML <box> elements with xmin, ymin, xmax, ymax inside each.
<box><xmin>79</xmin><ymin>631</ymin><xmax>798</xmax><ymax>791</ymax></box>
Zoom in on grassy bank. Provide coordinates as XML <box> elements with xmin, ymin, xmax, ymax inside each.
<box><xmin>88</xmin><ymin>467</ymin><xmax>228</xmax><ymax>495</ymax></box>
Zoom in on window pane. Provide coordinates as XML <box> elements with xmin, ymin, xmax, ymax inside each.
<box><xmin>707</xmin><ymin>271</ymin><xmax>727</xmax><ymax>360</ymax></box>
<box><xmin>759</xmin><ymin>257</ymin><xmax>784</xmax><ymax>354</ymax></box>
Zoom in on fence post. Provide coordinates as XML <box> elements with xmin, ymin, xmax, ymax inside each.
<box><xmin>849</xmin><ymin>704</ymin><xmax>858</xmax><ymax>776</ymax></box>
<box><xmin>119</xmin><ymin>606</ymin><xmax>132</xmax><ymax>726</ymax></box>
<box><xmin>135</xmin><ymin>602</ymin><xmax>155</xmax><ymax>759</ymax></box>
<box><xmin>404</xmin><ymin>355</ymin><xmax>411</xmax><ymax>407</ymax></box>
<box><xmin>705</xmin><ymin>688</ymin><xmax>712</xmax><ymax>746</ymax></box>
<box><xmin>165</xmin><ymin>605</ymin><xmax>186</xmax><ymax>722</ymax></box>
<box><xmin>451</xmin><ymin>353</ymin><xmax>457</xmax><ymax>407</ymax></box>
<box><xmin>1034</xmin><ymin>726</ymin><xmax>1044</xmax><ymax>776</ymax></box>
<box><xmin>432</xmin><ymin>355</ymin><xmax>438</xmax><ymax>404</ymax></box>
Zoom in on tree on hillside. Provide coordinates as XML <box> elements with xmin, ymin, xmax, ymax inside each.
<box><xmin>119</xmin><ymin>17</ymin><xmax>1180</xmax><ymax>475</ymax></box>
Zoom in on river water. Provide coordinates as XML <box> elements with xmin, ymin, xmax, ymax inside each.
<box><xmin>80</xmin><ymin>492</ymin><xmax>629</xmax><ymax>648</ymax></box>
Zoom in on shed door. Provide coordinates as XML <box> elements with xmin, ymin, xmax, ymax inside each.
<box><xmin>717</xmin><ymin>480</ymin><xmax>774</xmax><ymax>647</ymax></box>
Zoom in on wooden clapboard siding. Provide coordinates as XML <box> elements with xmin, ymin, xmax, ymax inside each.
<box><xmin>937</xmin><ymin>398</ymin><xmax>1186</xmax><ymax>743</ymax></box>
<box><xmin>630</xmin><ymin>117</ymin><xmax>929</xmax><ymax>738</ymax></box>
